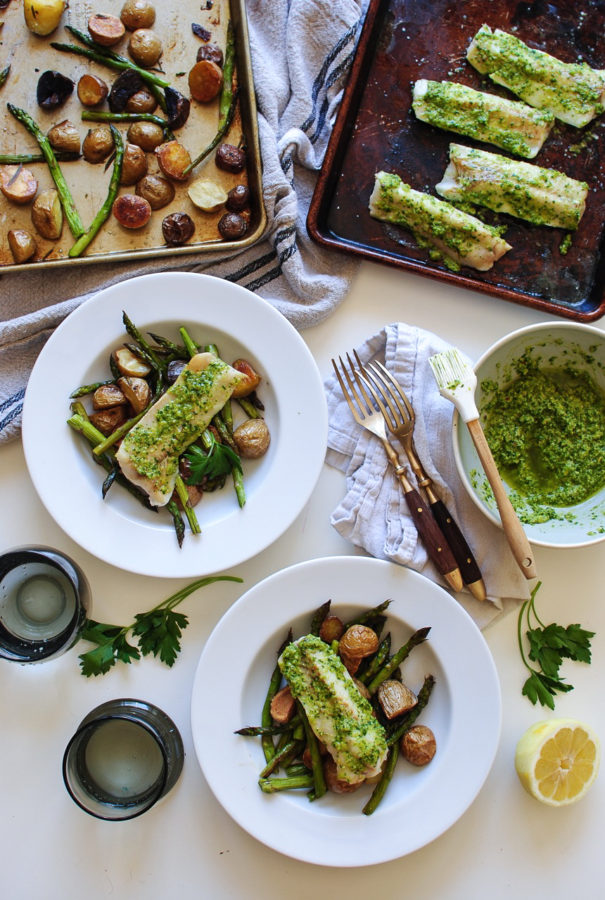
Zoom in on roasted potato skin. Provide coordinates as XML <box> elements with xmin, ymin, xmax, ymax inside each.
<box><xmin>155</xmin><ymin>141</ymin><xmax>192</xmax><ymax>182</ymax></box>
<box><xmin>319</xmin><ymin>615</ymin><xmax>345</xmax><ymax>644</ymax></box>
<box><xmin>88</xmin><ymin>13</ymin><xmax>125</xmax><ymax>46</ymax></box>
<box><xmin>92</xmin><ymin>383</ymin><xmax>128</xmax><ymax>410</ymax></box>
<box><xmin>24</xmin><ymin>0</ymin><xmax>66</xmax><ymax>37</ymax></box>
<box><xmin>119</xmin><ymin>142</ymin><xmax>149</xmax><ymax>186</ymax></box>
<box><xmin>125</xmin><ymin>87</ymin><xmax>158</xmax><ymax>114</ymax></box>
<box><xmin>47</xmin><ymin>119</ymin><xmax>80</xmax><ymax>155</ymax></box>
<box><xmin>82</xmin><ymin>125</ymin><xmax>114</xmax><ymax>164</ymax></box>
<box><xmin>112</xmin><ymin>194</ymin><xmax>152</xmax><ymax>229</ymax></box>
<box><xmin>128</xmin><ymin>29</ymin><xmax>163</xmax><ymax>66</ymax></box>
<box><xmin>89</xmin><ymin>406</ymin><xmax>128</xmax><ymax>435</ymax></box>
<box><xmin>127</xmin><ymin>121</ymin><xmax>165</xmax><ymax>152</ymax></box>
<box><xmin>230</xmin><ymin>358</ymin><xmax>261</xmax><ymax>398</ymax></box>
<box><xmin>77</xmin><ymin>73</ymin><xmax>109</xmax><ymax>108</ymax></box>
<box><xmin>120</xmin><ymin>0</ymin><xmax>156</xmax><ymax>31</ymax></box>
<box><xmin>233</xmin><ymin>418</ymin><xmax>270</xmax><ymax>459</ymax></box>
<box><xmin>401</xmin><ymin>725</ymin><xmax>437</xmax><ymax>766</ymax></box>
<box><xmin>31</xmin><ymin>189</ymin><xmax>63</xmax><ymax>239</ymax></box>
<box><xmin>0</xmin><ymin>166</ymin><xmax>38</xmax><ymax>205</ymax></box>
<box><xmin>377</xmin><ymin>680</ymin><xmax>418</xmax><ymax>719</ymax></box>
<box><xmin>188</xmin><ymin>60</ymin><xmax>223</xmax><ymax>103</ymax></box>
<box><xmin>7</xmin><ymin>229</ymin><xmax>37</xmax><ymax>264</ymax></box>
<box><xmin>339</xmin><ymin>625</ymin><xmax>379</xmax><ymax>660</ymax></box>
<box><xmin>136</xmin><ymin>174</ymin><xmax>175</xmax><ymax>210</ymax></box>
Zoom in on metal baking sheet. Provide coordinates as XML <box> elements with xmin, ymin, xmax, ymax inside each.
<box><xmin>307</xmin><ymin>0</ymin><xmax>605</xmax><ymax>321</ymax></box>
<box><xmin>0</xmin><ymin>0</ymin><xmax>265</xmax><ymax>271</ymax></box>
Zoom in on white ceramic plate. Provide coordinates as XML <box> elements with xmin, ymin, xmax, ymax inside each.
<box><xmin>22</xmin><ymin>272</ymin><xmax>327</xmax><ymax>577</ymax></box>
<box><xmin>191</xmin><ymin>556</ymin><xmax>501</xmax><ymax>867</ymax></box>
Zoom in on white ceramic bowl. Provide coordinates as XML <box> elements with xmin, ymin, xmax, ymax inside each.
<box><xmin>453</xmin><ymin>322</ymin><xmax>605</xmax><ymax>549</ymax></box>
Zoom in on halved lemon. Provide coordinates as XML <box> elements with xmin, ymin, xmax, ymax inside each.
<box><xmin>515</xmin><ymin>718</ymin><xmax>600</xmax><ymax>806</ymax></box>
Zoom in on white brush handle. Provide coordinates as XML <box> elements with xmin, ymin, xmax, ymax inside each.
<box><xmin>467</xmin><ymin>418</ymin><xmax>537</xmax><ymax>580</ymax></box>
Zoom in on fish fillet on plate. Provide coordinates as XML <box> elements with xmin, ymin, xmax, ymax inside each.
<box><xmin>116</xmin><ymin>352</ymin><xmax>244</xmax><ymax>506</ymax></box>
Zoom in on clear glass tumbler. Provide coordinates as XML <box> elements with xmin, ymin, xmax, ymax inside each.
<box><xmin>62</xmin><ymin>699</ymin><xmax>185</xmax><ymax>820</ymax></box>
<box><xmin>0</xmin><ymin>546</ymin><xmax>91</xmax><ymax>663</ymax></box>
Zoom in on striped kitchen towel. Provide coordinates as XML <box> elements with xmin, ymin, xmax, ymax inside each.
<box><xmin>0</xmin><ymin>0</ymin><xmax>366</xmax><ymax>443</ymax></box>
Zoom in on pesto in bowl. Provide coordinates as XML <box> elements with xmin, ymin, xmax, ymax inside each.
<box><xmin>453</xmin><ymin>322</ymin><xmax>605</xmax><ymax>549</ymax></box>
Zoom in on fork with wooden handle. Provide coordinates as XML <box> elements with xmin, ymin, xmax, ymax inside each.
<box><xmin>358</xmin><ymin>355</ymin><xmax>487</xmax><ymax>602</ymax></box>
<box><xmin>333</xmin><ymin>354</ymin><xmax>463</xmax><ymax>593</ymax></box>
<box><xmin>429</xmin><ymin>347</ymin><xmax>537</xmax><ymax>580</ymax></box>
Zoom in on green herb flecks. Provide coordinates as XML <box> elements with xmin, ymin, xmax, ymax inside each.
<box><xmin>518</xmin><ymin>581</ymin><xmax>594</xmax><ymax>709</ymax></box>
<box><xmin>79</xmin><ymin>575</ymin><xmax>243</xmax><ymax>676</ymax></box>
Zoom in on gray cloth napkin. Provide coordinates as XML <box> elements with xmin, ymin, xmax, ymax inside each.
<box><xmin>0</xmin><ymin>0</ymin><xmax>366</xmax><ymax>443</ymax></box>
<box><xmin>325</xmin><ymin>323</ymin><xmax>532</xmax><ymax>629</ymax></box>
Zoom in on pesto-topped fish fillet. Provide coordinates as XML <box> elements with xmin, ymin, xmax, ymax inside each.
<box><xmin>116</xmin><ymin>352</ymin><xmax>244</xmax><ymax>507</ymax></box>
<box><xmin>412</xmin><ymin>79</ymin><xmax>554</xmax><ymax>158</ymax></box>
<box><xmin>279</xmin><ymin>634</ymin><xmax>388</xmax><ymax>785</ymax></box>
<box><xmin>467</xmin><ymin>24</ymin><xmax>605</xmax><ymax>127</ymax></box>
<box><xmin>369</xmin><ymin>170</ymin><xmax>512</xmax><ymax>271</ymax></box>
<box><xmin>435</xmin><ymin>143</ymin><xmax>588</xmax><ymax>230</ymax></box>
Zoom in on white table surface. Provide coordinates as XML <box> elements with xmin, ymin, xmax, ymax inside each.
<box><xmin>1</xmin><ymin>260</ymin><xmax>603</xmax><ymax>899</ymax></box>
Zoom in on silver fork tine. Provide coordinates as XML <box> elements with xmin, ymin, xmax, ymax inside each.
<box><xmin>359</xmin><ymin>361</ymin><xmax>400</xmax><ymax>430</ymax></box>
<box><xmin>332</xmin><ymin>355</ymin><xmax>372</xmax><ymax>422</ymax></box>
<box><xmin>368</xmin><ymin>360</ymin><xmax>414</xmax><ymax>423</ymax></box>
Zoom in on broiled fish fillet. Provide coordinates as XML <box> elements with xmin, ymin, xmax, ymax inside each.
<box><xmin>279</xmin><ymin>634</ymin><xmax>388</xmax><ymax>785</ymax></box>
<box><xmin>369</xmin><ymin>170</ymin><xmax>512</xmax><ymax>271</ymax></box>
<box><xmin>436</xmin><ymin>144</ymin><xmax>588</xmax><ymax>230</ymax></box>
<box><xmin>116</xmin><ymin>352</ymin><xmax>244</xmax><ymax>507</ymax></box>
<box><xmin>412</xmin><ymin>79</ymin><xmax>553</xmax><ymax>158</ymax></box>
<box><xmin>467</xmin><ymin>24</ymin><xmax>605</xmax><ymax>128</ymax></box>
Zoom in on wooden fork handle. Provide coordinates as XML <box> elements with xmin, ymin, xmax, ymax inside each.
<box><xmin>429</xmin><ymin>499</ymin><xmax>486</xmax><ymax>601</ymax></box>
<box><xmin>382</xmin><ymin>440</ymin><xmax>462</xmax><ymax>591</ymax></box>
<box><xmin>467</xmin><ymin>418</ymin><xmax>537</xmax><ymax>580</ymax></box>
<box><xmin>402</xmin><ymin>487</ymin><xmax>464</xmax><ymax>592</ymax></box>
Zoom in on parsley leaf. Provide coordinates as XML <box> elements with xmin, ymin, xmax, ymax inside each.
<box><xmin>518</xmin><ymin>582</ymin><xmax>594</xmax><ymax>709</ymax></box>
<box><xmin>184</xmin><ymin>437</ymin><xmax>242</xmax><ymax>484</ymax></box>
<box><xmin>78</xmin><ymin>576</ymin><xmax>243</xmax><ymax>676</ymax></box>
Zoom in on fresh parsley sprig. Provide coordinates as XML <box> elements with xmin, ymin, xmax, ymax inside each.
<box><xmin>518</xmin><ymin>581</ymin><xmax>594</xmax><ymax>709</ymax></box>
<box><xmin>79</xmin><ymin>575</ymin><xmax>243</xmax><ymax>677</ymax></box>
<box><xmin>185</xmin><ymin>435</ymin><xmax>242</xmax><ymax>485</ymax></box>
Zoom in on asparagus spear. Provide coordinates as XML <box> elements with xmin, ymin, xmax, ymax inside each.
<box><xmin>297</xmin><ymin>701</ymin><xmax>327</xmax><ymax>800</ymax></box>
<box><xmin>436</xmin><ymin>144</ymin><xmax>589</xmax><ymax>230</ymax></box>
<box><xmin>258</xmin><ymin>774</ymin><xmax>314</xmax><ymax>793</ymax></box>
<box><xmin>174</xmin><ymin>473</ymin><xmax>201</xmax><ymax>535</ymax></box>
<box><xmin>183</xmin><ymin>21</ymin><xmax>238</xmax><ymax>174</ymax></box>
<box><xmin>362</xmin><ymin>743</ymin><xmax>399</xmax><ymax>815</ymax></box>
<box><xmin>81</xmin><ymin>110</ymin><xmax>175</xmax><ymax>141</ymax></box>
<box><xmin>260</xmin><ymin>630</ymin><xmax>292</xmax><ymax>762</ymax></box>
<box><xmin>7</xmin><ymin>103</ymin><xmax>85</xmax><ymax>238</ymax></box>
<box><xmin>0</xmin><ymin>151</ymin><xmax>79</xmax><ymax>164</ymax></box>
<box><xmin>52</xmin><ymin>26</ymin><xmax>170</xmax><ymax>89</ymax></box>
<box><xmin>69</xmin><ymin>125</ymin><xmax>124</xmax><ymax>258</ymax></box>
<box><xmin>366</xmin><ymin>626</ymin><xmax>431</xmax><ymax>694</ymax></box>
<box><xmin>0</xmin><ymin>64</ymin><xmax>10</xmax><ymax>88</ymax></box>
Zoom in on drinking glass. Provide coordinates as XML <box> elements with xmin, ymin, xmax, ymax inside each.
<box><xmin>62</xmin><ymin>699</ymin><xmax>185</xmax><ymax>820</ymax></box>
<box><xmin>0</xmin><ymin>546</ymin><xmax>91</xmax><ymax>663</ymax></box>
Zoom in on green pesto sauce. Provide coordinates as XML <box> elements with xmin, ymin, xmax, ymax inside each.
<box><xmin>123</xmin><ymin>359</ymin><xmax>231</xmax><ymax>491</ymax></box>
<box><xmin>482</xmin><ymin>357</ymin><xmax>605</xmax><ymax>508</ymax></box>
